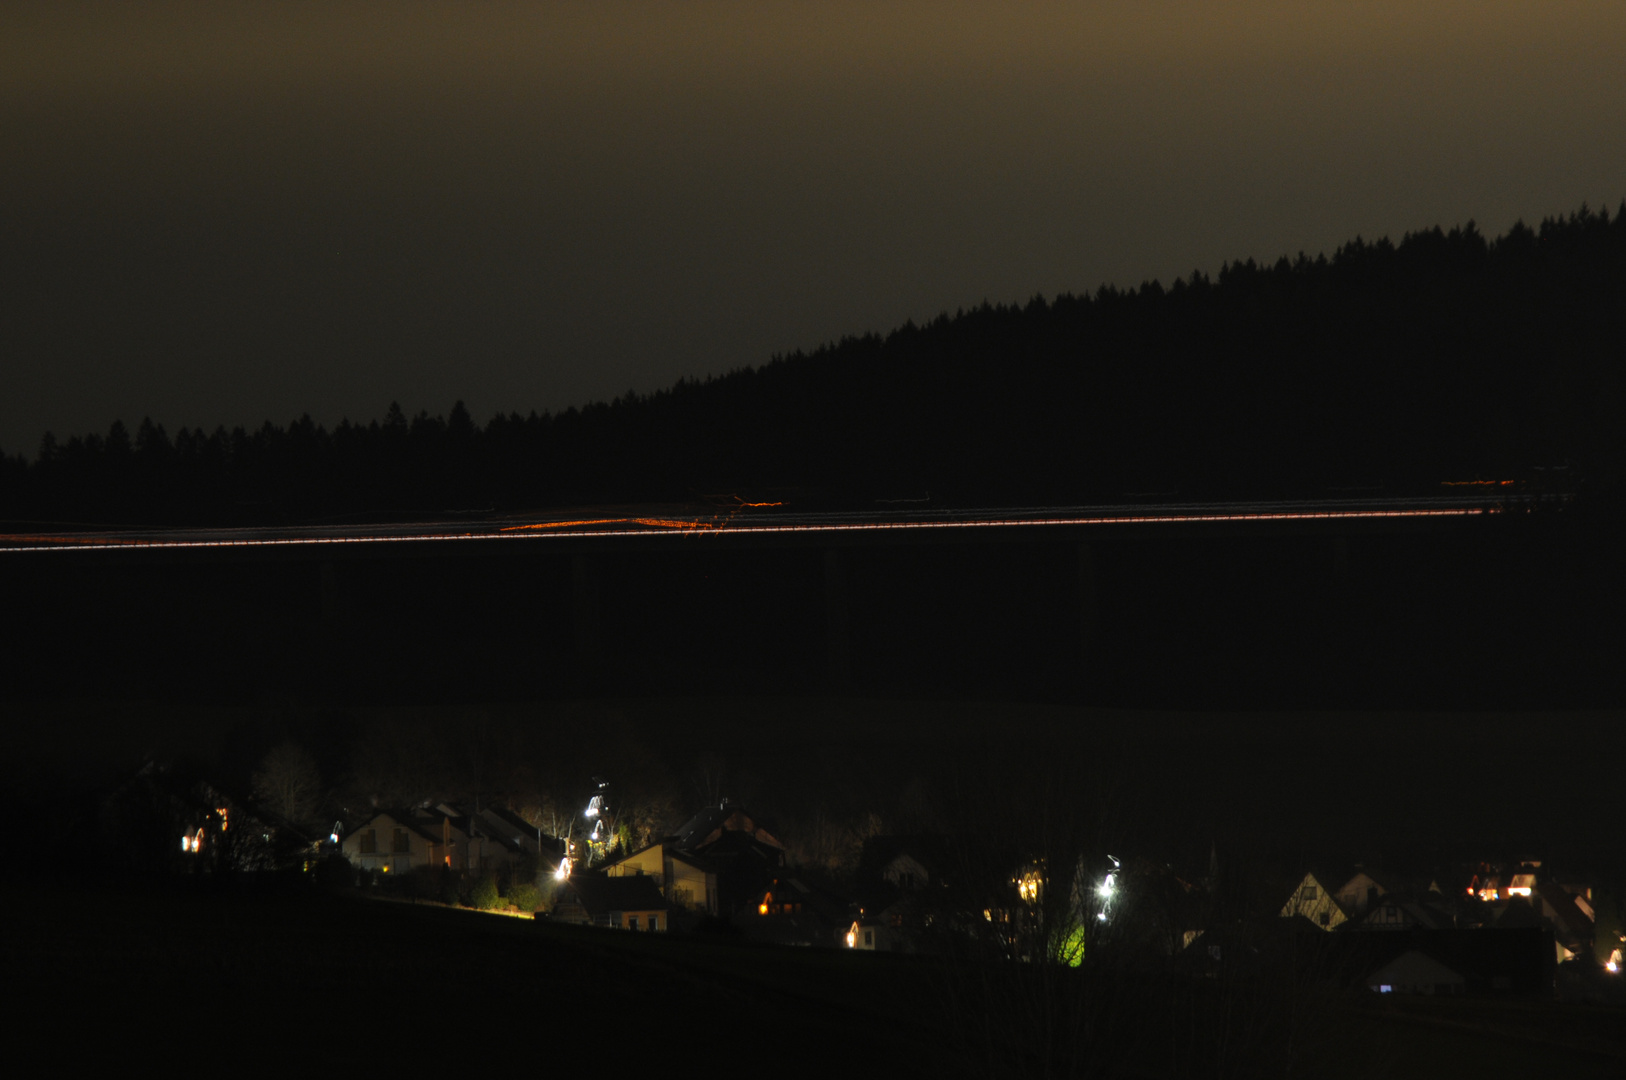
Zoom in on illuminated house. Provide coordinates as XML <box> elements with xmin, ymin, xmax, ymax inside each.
<box><xmin>98</xmin><ymin>760</ymin><xmax>312</xmax><ymax>875</ymax></box>
<box><xmin>742</xmin><ymin>874</ymin><xmax>852</xmax><ymax>948</ymax></box>
<box><xmin>1465</xmin><ymin>861</ymin><xmax>1596</xmax><ymax>963</ymax></box>
<box><xmin>602</xmin><ymin>843</ymin><xmax>719</xmax><ymax>915</ymax></box>
<box><xmin>1493</xmin><ymin>887</ymin><xmax>1595</xmax><ymax>964</ymax></box>
<box><xmin>341</xmin><ymin>812</ymin><xmax>451</xmax><ymax>875</ymax></box>
<box><xmin>844</xmin><ymin>917</ymin><xmax>891</xmax><ymax>951</ymax></box>
<box><xmin>1279</xmin><ymin>872</ymin><xmax>1350</xmax><ymax>930</ymax></box>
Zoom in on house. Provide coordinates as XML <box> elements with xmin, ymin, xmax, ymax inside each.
<box><xmin>670</xmin><ymin>801</ymin><xmax>787</xmax><ymax>860</ymax></box>
<box><xmin>1333</xmin><ymin>869</ymin><xmax>1391</xmax><ymax>916</ymax></box>
<box><xmin>1344</xmin><ymin>893</ymin><xmax>1452</xmax><ymax>932</ymax></box>
<box><xmin>1279</xmin><ymin>872</ymin><xmax>1349</xmax><ymax>930</ymax></box>
<box><xmin>856</xmin><ymin>834</ymin><xmax>951</xmax><ymax>893</ymax></box>
<box><xmin>741</xmin><ymin>873</ymin><xmax>851</xmax><ymax>948</ymax></box>
<box><xmin>341</xmin><ymin>811</ymin><xmax>452</xmax><ymax>875</ymax></box>
<box><xmin>844</xmin><ymin>917</ymin><xmax>894</xmax><ymax>951</ymax></box>
<box><xmin>420</xmin><ymin>805</ymin><xmax>529</xmax><ymax>874</ymax></box>
<box><xmin>552</xmin><ymin>873</ymin><xmax>670</xmax><ymax>931</ymax></box>
<box><xmin>99</xmin><ymin>760</ymin><xmax>315</xmax><ymax>875</ymax></box>
<box><xmin>1465</xmin><ymin>861</ymin><xmax>1597</xmax><ymax>963</ymax></box>
<box><xmin>1494</xmin><ymin>889</ymin><xmax>1595</xmax><ymax>965</ymax></box>
<box><xmin>602</xmin><ymin>842</ymin><xmax>719</xmax><ymax>915</ymax></box>
<box><xmin>1366</xmin><ymin>950</ymin><xmax>1468</xmax><ymax>995</ymax></box>
<box><xmin>665</xmin><ymin>801</ymin><xmax>787</xmax><ymax>915</ymax></box>
<box><xmin>472</xmin><ymin>805</ymin><xmax>564</xmax><ymax>861</ymax></box>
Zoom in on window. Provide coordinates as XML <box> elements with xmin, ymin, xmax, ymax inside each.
<box><xmin>1300</xmin><ymin>884</ymin><xmax>1319</xmax><ymax>902</ymax></box>
<box><xmin>648</xmin><ymin>915</ymin><xmax>659</xmax><ymax>931</ymax></box>
<box><xmin>360</xmin><ymin>829</ymin><xmax>377</xmax><ymax>854</ymax></box>
<box><xmin>392</xmin><ymin>828</ymin><xmax>410</xmax><ymax>854</ymax></box>
<box><xmin>863</xmin><ymin>930</ymin><xmax>874</xmax><ymax>947</ymax></box>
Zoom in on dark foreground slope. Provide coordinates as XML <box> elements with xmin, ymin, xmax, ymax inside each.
<box><xmin>5</xmin><ymin>206</ymin><xmax>1622</xmax><ymax>525</ymax></box>
<box><xmin>8</xmin><ymin>879</ymin><xmax>1622</xmax><ymax>1078</ymax></box>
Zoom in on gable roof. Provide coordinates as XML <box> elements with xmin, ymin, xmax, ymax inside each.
<box><xmin>670</xmin><ymin>802</ymin><xmax>785</xmax><ymax>854</ymax></box>
<box><xmin>561</xmin><ymin>873</ymin><xmax>670</xmax><ymax>916</ymax></box>
<box><xmin>342</xmin><ymin>811</ymin><xmax>444</xmax><ymax>847</ymax></box>
<box><xmin>1367</xmin><ymin>949</ymin><xmax>1467</xmax><ymax>988</ymax></box>
<box><xmin>602</xmin><ymin>841</ymin><xmax>717</xmax><ymax>875</ymax></box>
<box><xmin>856</xmin><ymin>834</ymin><xmax>952</xmax><ymax>884</ymax></box>
<box><xmin>477</xmin><ymin>806</ymin><xmax>551</xmax><ymax>848</ymax></box>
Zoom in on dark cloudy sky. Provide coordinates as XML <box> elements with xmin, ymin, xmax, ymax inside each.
<box><xmin>4</xmin><ymin>2</ymin><xmax>1624</xmax><ymax>456</ymax></box>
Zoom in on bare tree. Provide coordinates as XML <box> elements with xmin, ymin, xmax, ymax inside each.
<box><xmin>252</xmin><ymin>741</ymin><xmax>321</xmax><ymax>825</ymax></box>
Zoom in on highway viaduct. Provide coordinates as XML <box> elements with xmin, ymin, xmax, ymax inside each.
<box><xmin>4</xmin><ymin>498</ymin><xmax>1612</xmax><ymax>710</ymax></box>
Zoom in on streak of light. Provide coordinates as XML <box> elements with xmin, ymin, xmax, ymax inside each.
<box><xmin>500</xmin><ymin>518</ymin><xmax>638</xmax><ymax>532</ymax></box>
<box><xmin>633</xmin><ymin>518</ymin><xmax>713</xmax><ymax>529</ymax></box>
<box><xmin>500</xmin><ymin>516</ymin><xmax>718</xmax><ymax>533</ymax></box>
<box><xmin>0</xmin><ymin>504</ymin><xmax>1501</xmax><ymax>554</ymax></box>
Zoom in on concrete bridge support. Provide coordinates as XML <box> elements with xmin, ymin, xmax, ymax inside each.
<box><xmin>824</xmin><ymin>548</ymin><xmax>852</xmax><ymax>688</ymax></box>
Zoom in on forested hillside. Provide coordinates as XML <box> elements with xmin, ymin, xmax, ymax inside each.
<box><xmin>5</xmin><ymin>205</ymin><xmax>1622</xmax><ymax>526</ymax></box>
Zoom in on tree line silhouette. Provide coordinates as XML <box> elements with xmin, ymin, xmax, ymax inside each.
<box><xmin>4</xmin><ymin>204</ymin><xmax>1622</xmax><ymax>526</ymax></box>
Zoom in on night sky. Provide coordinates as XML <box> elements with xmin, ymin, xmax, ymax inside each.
<box><xmin>5</xmin><ymin>2</ymin><xmax>1624</xmax><ymax>456</ymax></box>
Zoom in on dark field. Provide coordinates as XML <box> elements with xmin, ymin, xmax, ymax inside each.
<box><xmin>8</xmin><ymin>879</ymin><xmax>1623</xmax><ymax>1077</ymax></box>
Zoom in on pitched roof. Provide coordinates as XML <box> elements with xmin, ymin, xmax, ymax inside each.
<box><xmin>601</xmin><ymin>841</ymin><xmax>717</xmax><ymax>875</ymax></box>
<box><xmin>342</xmin><ymin>811</ymin><xmax>444</xmax><ymax>847</ymax></box>
<box><xmin>562</xmin><ymin>873</ymin><xmax>671</xmax><ymax>916</ymax></box>
<box><xmin>670</xmin><ymin>802</ymin><xmax>785</xmax><ymax>854</ymax></box>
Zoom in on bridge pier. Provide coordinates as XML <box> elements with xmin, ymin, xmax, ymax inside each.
<box><xmin>571</xmin><ymin>554</ymin><xmax>602</xmax><ymax>679</ymax></box>
<box><xmin>1078</xmin><ymin>542</ymin><xmax>1100</xmax><ymax>666</ymax></box>
<box><xmin>319</xmin><ymin>560</ymin><xmax>353</xmax><ymax>629</ymax></box>
<box><xmin>823</xmin><ymin>548</ymin><xmax>852</xmax><ymax>689</ymax></box>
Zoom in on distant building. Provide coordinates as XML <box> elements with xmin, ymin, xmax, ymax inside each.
<box><xmin>341</xmin><ymin>811</ymin><xmax>453</xmax><ymax>876</ymax></box>
<box><xmin>1280</xmin><ymin>872</ymin><xmax>1350</xmax><ymax>930</ymax></box>
<box><xmin>665</xmin><ymin>801</ymin><xmax>788</xmax><ymax>916</ymax></box>
<box><xmin>553</xmin><ymin>873</ymin><xmax>670</xmax><ymax>931</ymax></box>
<box><xmin>602</xmin><ymin>842</ymin><xmax>719</xmax><ymax>915</ymax></box>
<box><xmin>1366</xmin><ymin>950</ymin><xmax>1467</xmax><ymax>995</ymax></box>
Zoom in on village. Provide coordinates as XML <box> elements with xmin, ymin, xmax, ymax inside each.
<box><xmin>100</xmin><ymin>756</ymin><xmax>1625</xmax><ymax>1006</ymax></box>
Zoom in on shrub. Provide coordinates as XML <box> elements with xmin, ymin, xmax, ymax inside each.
<box><xmin>470</xmin><ymin>875</ymin><xmax>501</xmax><ymax>911</ymax></box>
<box><xmin>509</xmin><ymin>882</ymin><xmax>542</xmax><ymax>913</ymax></box>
